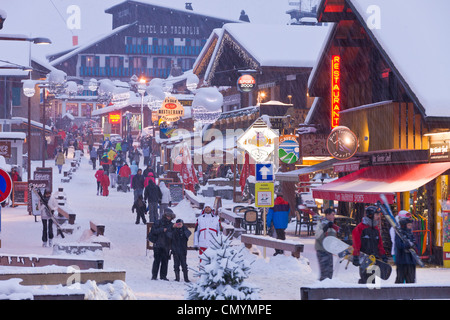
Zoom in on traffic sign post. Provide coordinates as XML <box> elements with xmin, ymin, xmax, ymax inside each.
<box><xmin>0</xmin><ymin>168</ymin><xmax>13</xmax><ymax>249</ymax></box>
<box><xmin>256</xmin><ymin>163</ymin><xmax>274</xmax><ymax>182</ymax></box>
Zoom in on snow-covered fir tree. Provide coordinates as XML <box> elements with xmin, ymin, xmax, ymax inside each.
<box><xmin>185</xmin><ymin>234</ymin><xmax>260</xmax><ymax>300</ymax></box>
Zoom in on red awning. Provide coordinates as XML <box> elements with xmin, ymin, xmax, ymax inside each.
<box><xmin>312</xmin><ymin>162</ymin><xmax>450</xmax><ymax>204</ymax></box>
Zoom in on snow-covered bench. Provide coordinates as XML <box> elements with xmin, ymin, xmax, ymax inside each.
<box><xmin>184</xmin><ymin>190</ymin><xmax>205</xmax><ymax>209</ymax></box>
<box><xmin>240</xmin><ymin>234</ymin><xmax>304</xmax><ymax>258</ymax></box>
<box><xmin>0</xmin><ymin>254</ymin><xmax>104</xmax><ymax>270</ymax></box>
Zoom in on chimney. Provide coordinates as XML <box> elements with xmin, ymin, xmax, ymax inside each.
<box><xmin>185</xmin><ymin>3</ymin><xmax>193</xmax><ymax>10</ymax></box>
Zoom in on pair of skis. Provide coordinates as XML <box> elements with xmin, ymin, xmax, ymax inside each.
<box><xmin>31</xmin><ymin>186</ymin><xmax>65</xmax><ymax>239</ymax></box>
<box><xmin>377</xmin><ymin>194</ymin><xmax>424</xmax><ymax>267</ymax></box>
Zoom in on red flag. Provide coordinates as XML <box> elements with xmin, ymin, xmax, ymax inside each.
<box><xmin>239</xmin><ymin>153</ymin><xmax>255</xmax><ymax>195</ymax></box>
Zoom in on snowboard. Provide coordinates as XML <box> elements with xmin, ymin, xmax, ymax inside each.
<box><xmin>378</xmin><ymin>194</ymin><xmax>425</xmax><ymax>267</ymax></box>
<box><xmin>323</xmin><ymin>236</ymin><xmax>392</xmax><ymax>280</ymax></box>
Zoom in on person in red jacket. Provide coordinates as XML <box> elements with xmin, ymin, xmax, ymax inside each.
<box><xmin>352</xmin><ymin>205</ymin><xmax>387</xmax><ymax>284</ymax></box>
<box><xmin>101</xmin><ymin>172</ymin><xmax>110</xmax><ymax>196</ymax></box>
<box><xmin>94</xmin><ymin>167</ymin><xmax>104</xmax><ymax>196</ymax></box>
<box><xmin>118</xmin><ymin>163</ymin><xmax>131</xmax><ymax>192</ymax></box>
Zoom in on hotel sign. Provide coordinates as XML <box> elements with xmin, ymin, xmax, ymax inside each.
<box><xmin>331</xmin><ymin>55</ymin><xmax>341</xmax><ymax>129</ymax></box>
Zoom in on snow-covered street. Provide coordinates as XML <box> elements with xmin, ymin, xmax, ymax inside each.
<box><xmin>1</xmin><ymin>152</ymin><xmax>450</xmax><ymax>300</ymax></box>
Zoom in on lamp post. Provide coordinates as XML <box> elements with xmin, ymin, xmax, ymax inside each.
<box><xmin>22</xmin><ymin>80</ymin><xmax>35</xmax><ymax>181</ymax></box>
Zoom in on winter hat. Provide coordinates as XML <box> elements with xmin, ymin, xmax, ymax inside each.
<box><xmin>324</xmin><ymin>207</ymin><xmax>336</xmax><ymax>215</ymax></box>
<box><xmin>365</xmin><ymin>206</ymin><xmax>379</xmax><ymax>219</ymax></box>
<box><xmin>176</xmin><ymin>219</ymin><xmax>184</xmax><ymax>224</ymax></box>
<box><xmin>164</xmin><ymin>208</ymin><xmax>176</xmax><ymax>220</ymax></box>
<box><xmin>399</xmin><ymin>217</ymin><xmax>413</xmax><ymax>229</ymax></box>
<box><xmin>396</xmin><ymin>210</ymin><xmax>411</xmax><ymax>224</ymax></box>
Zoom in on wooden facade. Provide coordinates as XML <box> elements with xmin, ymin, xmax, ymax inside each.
<box><xmin>305</xmin><ymin>0</ymin><xmax>450</xmax><ymax>264</ymax></box>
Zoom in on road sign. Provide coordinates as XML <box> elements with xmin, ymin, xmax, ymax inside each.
<box><xmin>0</xmin><ymin>168</ymin><xmax>13</xmax><ymax>203</ymax></box>
<box><xmin>255</xmin><ymin>183</ymin><xmax>274</xmax><ymax>208</ymax></box>
<box><xmin>256</xmin><ymin>163</ymin><xmax>274</xmax><ymax>182</ymax></box>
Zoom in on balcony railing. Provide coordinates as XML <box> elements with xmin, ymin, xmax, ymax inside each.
<box><xmin>125</xmin><ymin>44</ymin><xmax>203</xmax><ymax>56</ymax></box>
<box><xmin>79</xmin><ymin>67</ymin><xmax>172</xmax><ymax>78</ymax></box>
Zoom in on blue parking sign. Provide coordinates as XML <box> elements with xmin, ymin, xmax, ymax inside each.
<box><xmin>256</xmin><ymin>163</ymin><xmax>274</xmax><ymax>182</ymax></box>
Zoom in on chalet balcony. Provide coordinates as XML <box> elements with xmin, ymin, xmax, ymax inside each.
<box><xmin>125</xmin><ymin>44</ymin><xmax>203</xmax><ymax>56</ymax></box>
<box><xmin>79</xmin><ymin>66</ymin><xmax>172</xmax><ymax>78</ymax></box>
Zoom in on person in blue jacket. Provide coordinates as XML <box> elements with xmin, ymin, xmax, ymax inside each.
<box><xmin>266</xmin><ymin>194</ymin><xmax>291</xmax><ymax>255</ymax></box>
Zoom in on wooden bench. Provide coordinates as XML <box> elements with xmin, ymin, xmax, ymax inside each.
<box><xmin>57</xmin><ymin>207</ymin><xmax>76</xmax><ymax>225</ymax></box>
<box><xmin>0</xmin><ymin>254</ymin><xmax>104</xmax><ymax>270</ymax></box>
<box><xmin>240</xmin><ymin>234</ymin><xmax>304</xmax><ymax>258</ymax></box>
<box><xmin>300</xmin><ymin>285</ymin><xmax>450</xmax><ymax>300</ymax></box>
<box><xmin>184</xmin><ymin>190</ymin><xmax>205</xmax><ymax>209</ymax></box>
<box><xmin>89</xmin><ymin>221</ymin><xmax>109</xmax><ymax>248</ymax></box>
<box><xmin>218</xmin><ymin>208</ymin><xmax>244</xmax><ymax>229</ymax></box>
<box><xmin>90</xmin><ymin>221</ymin><xmax>105</xmax><ymax>236</ymax></box>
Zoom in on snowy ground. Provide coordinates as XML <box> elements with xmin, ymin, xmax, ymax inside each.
<box><xmin>1</xmin><ymin>149</ymin><xmax>450</xmax><ymax>300</ymax></box>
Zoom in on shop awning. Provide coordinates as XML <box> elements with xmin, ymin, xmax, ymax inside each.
<box><xmin>275</xmin><ymin>158</ymin><xmax>339</xmax><ymax>182</ymax></box>
<box><xmin>312</xmin><ymin>162</ymin><xmax>450</xmax><ymax>204</ymax></box>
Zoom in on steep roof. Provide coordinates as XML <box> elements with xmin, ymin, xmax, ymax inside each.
<box><xmin>310</xmin><ymin>0</ymin><xmax>450</xmax><ymax>119</ymax></box>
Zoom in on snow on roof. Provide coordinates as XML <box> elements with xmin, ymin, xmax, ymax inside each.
<box><xmin>50</xmin><ymin>23</ymin><xmax>136</xmax><ymax>67</ymax></box>
<box><xmin>0</xmin><ymin>132</ymin><xmax>26</xmax><ymax>140</ymax></box>
<box><xmin>347</xmin><ymin>0</ymin><xmax>450</xmax><ymax>118</ymax></box>
<box><xmin>105</xmin><ymin>0</ymin><xmax>241</xmax><ymax>24</ymax></box>
<box><xmin>221</xmin><ymin>23</ymin><xmax>332</xmax><ymax>68</ymax></box>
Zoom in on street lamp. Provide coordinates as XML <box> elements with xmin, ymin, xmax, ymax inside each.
<box><xmin>22</xmin><ymin>80</ymin><xmax>35</xmax><ymax>182</ymax></box>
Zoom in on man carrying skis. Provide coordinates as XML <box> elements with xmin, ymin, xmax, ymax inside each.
<box><xmin>352</xmin><ymin>205</ymin><xmax>388</xmax><ymax>284</ymax></box>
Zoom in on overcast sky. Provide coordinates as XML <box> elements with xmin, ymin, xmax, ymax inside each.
<box><xmin>0</xmin><ymin>0</ymin><xmax>319</xmax><ymax>60</ymax></box>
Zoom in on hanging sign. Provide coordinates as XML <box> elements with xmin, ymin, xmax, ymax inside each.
<box><xmin>237</xmin><ymin>74</ymin><xmax>256</xmax><ymax>93</ymax></box>
<box><xmin>279</xmin><ymin>134</ymin><xmax>299</xmax><ymax>164</ymax></box>
<box><xmin>327</xmin><ymin>126</ymin><xmax>358</xmax><ymax>160</ymax></box>
<box><xmin>237</xmin><ymin>118</ymin><xmax>279</xmax><ymax>163</ymax></box>
<box><xmin>157</xmin><ymin>97</ymin><xmax>185</xmax><ymax>122</ymax></box>
<box><xmin>331</xmin><ymin>55</ymin><xmax>341</xmax><ymax>129</ymax></box>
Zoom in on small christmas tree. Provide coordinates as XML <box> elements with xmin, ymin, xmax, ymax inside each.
<box><xmin>186</xmin><ymin>234</ymin><xmax>260</xmax><ymax>300</ymax></box>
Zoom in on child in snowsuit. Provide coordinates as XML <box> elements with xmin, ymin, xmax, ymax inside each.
<box><xmin>395</xmin><ymin>217</ymin><xmax>417</xmax><ymax>283</ymax></box>
<box><xmin>171</xmin><ymin>219</ymin><xmax>192</xmax><ymax>282</ymax></box>
<box><xmin>101</xmin><ymin>172</ymin><xmax>110</xmax><ymax>196</ymax></box>
<box><xmin>132</xmin><ymin>195</ymin><xmax>147</xmax><ymax>224</ymax></box>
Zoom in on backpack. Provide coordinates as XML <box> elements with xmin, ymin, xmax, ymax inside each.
<box><xmin>148</xmin><ymin>226</ymin><xmax>157</xmax><ymax>243</ymax></box>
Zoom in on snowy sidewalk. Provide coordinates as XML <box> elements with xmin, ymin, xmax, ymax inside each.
<box><xmin>1</xmin><ymin>153</ymin><xmax>450</xmax><ymax>299</ymax></box>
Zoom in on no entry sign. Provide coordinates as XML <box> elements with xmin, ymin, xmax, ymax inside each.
<box><xmin>0</xmin><ymin>168</ymin><xmax>13</xmax><ymax>203</ymax></box>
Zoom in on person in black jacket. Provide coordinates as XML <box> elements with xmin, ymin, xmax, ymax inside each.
<box><xmin>151</xmin><ymin>209</ymin><xmax>176</xmax><ymax>281</ymax></box>
<box><xmin>395</xmin><ymin>217</ymin><xmax>417</xmax><ymax>283</ymax></box>
<box><xmin>131</xmin><ymin>194</ymin><xmax>147</xmax><ymax>224</ymax></box>
<box><xmin>132</xmin><ymin>169</ymin><xmax>145</xmax><ymax>202</ymax></box>
<box><xmin>144</xmin><ymin>179</ymin><xmax>162</xmax><ymax>222</ymax></box>
<box><xmin>171</xmin><ymin>219</ymin><xmax>192</xmax><ymax>282</ymax></box>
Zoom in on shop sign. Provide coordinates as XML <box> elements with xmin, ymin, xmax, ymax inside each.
<box><xmin>237</xmin><ymin>74</ymin><xmax>256</xmax><ymax>93</ymax></box>
<box><xmin>0</xmin><ymin>141</ymin><xmax>11</xmax><ymax>158</ymax></box>
<box><xmin>279</xmin><ymin>135</ymin><xmax>299</xmax><ymax>164</ymax></box>
<box><xmin>300</xmin><ymin>134</ymin><xmax>328</xmax><ymax>157</ymax></box>
<box><xmin>237</xmin><ymin>118</ymin><xmax>279</xmax><ymax>163</ymax></box>
<box><xmin>331</xmin><ymin>55</ymin><xmax>341</xmax><ymax>128</ymax></box>
<box><xmin>430</xmin><ymin>141</ymin><xmax>450</xmax><ymax>162</ymax></box>
<box><xmin>158</xmin><ymin>97</ymin><xmax>185</xmax><ymax>122</ymax></box>
<box><xmin>333</xmin><ymin>161</ymin><xmax>360</xmax><ymax>173</ymax></box>
<box><xmin>326</xmin><ymin>126</ymin><xmax>358</xmax><ymax>160</ymax></box>
<box><xmin>109</xmin><ymin>113</ymin><xmax>121</xmax><ymax>124</ymax></box>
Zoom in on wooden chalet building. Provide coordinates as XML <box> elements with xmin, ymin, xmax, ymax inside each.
<box><xmin>47</xmin><ymin>0</ymin><xmax>238</xmax><ymax>128</ymax></box>
<box><xmin>284</xmin><ymin>0</ymin><xmax>450</xmax><ymax>264</ymax></box>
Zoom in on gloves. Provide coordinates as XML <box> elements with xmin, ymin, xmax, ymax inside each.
<box><xmin>352</xmin><ymin>255</ymin><xmax>360</xmax><ymax>266</ymax></box>
<box><xmin>323</xmin><ymin>221</ymin><xmax>333</xmax><ymax>232</ymax></box>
